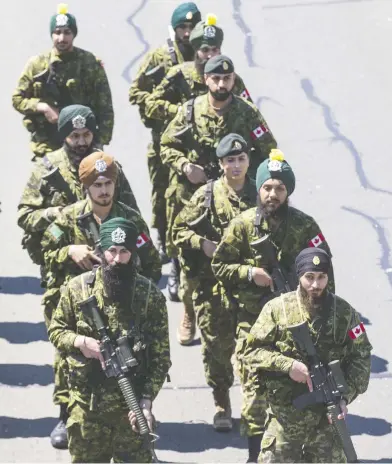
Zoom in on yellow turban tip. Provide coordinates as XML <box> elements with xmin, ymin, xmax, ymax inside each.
<box><xmin>205</xmin><ymin>13</ymin><xmax>217</xmax><ymax>26</ymax></box>
<box><xmin>57</xmin><ymin>3</ymin><xmax>69</xmax><ymax>15</ymax></box>
<box><xmin>269</xmin><ymin>149</ymin><xmax>285</xmax><ymax>162</ymax></box>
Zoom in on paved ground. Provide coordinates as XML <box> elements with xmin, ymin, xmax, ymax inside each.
<box><xmin>0</xmin><ymin>0</ymin><xmax>391</xmax><ymax>462</ymax></box>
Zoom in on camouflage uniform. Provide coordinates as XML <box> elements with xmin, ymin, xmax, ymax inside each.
<box><xmin>173</xmin><ymin>176</ymin><xmax>256</xmax><ymax>403</ymax></box>
<box><xmin>243</xmin><ymin>290</ymin><xmax>372</xmax><ymax>462</ymax></box>
<box><xmin>211</xmin><ymin>206</ymin><xmax>334</xmax><ymax>438</ymax></box>
<box><xmin>48</xmin><ymin>267</ymin><xmax>171</xmax><ymax>463</ymax></box>
<box><xmin>129</xmin><ymin>40</ymin><xmax>189</xmax><ymax>237</ymax></box>
<box><xmin>12</xmin><ymin>47</ymin><xmax>113</xmax><ymax>159</ymax></box>
<box><xmin>144</xmin><ymin>61</ymin><xmax>252</xmax><ymax>122</ymax></box>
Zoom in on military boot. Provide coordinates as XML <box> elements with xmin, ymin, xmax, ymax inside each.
<box><xmin>157</xmin><ymin>228</ymin><xmax>170</xmax><ymax>265</ymax></box>
<box><xmin>246</xmin><ymin>435</ymin><xmax>262</xmax><ymax>463</ymax></box>
<box><xmin>167</xmin><ymin>258</ymin><xmax>180</xmax><ymax>302</ymax></box>
<box><xmin>213</xmin><ymin>389</ymin><xmax>232</xmax><ymax>432</ymax></box>
<box><xmin>177</xmin><ymin>303</ymin><xmax>196</xmax><ymax>345</ymax></box>
<box><xmin>50</xmin><ymin>404</ymin><xmax>69</xmax><ymax>450</ymax></box>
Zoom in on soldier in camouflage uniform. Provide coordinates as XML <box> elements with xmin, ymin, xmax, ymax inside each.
<box><xmin>145</xmin><ymin>15</ymin><xmax>253</xmax><ymax>124</ymax></box>
<box><xmin>129</xmin><ymin>2</ymin><xmax>201</xmax><ymax>273</ymax></box>
<box><xmin>161</xmin><ymin>54</ymin><xmax>276</xmax><ymax>346</ymax></box>
<box><xmin>173</xmin><ymin>134</ymin><xmax>257</xmax><ymax>431</ymax></box>
<box><xmin>40</xmin><ymin>151</ymin><xmax>160</xmax><ymax>449</ymax></box>
<box><xmin>17</xmin><ymin>105</ymin><xmax>138</xmax><ymax>272</ymax></box>
<box><xmin>12</xmin><ymin>4</ymin><xmax>113</xmax><ymax>160</ymax></box>
<box><xmin>48</xmin><ymin>218</ymin><xmax>170</xmax><ymax>463</ymax></box>
<box><xmin>243</xmin><ymin>248</ymin><xmax>372</xmax><ymax>462</ymax></box>
<box><xmin>211</xmin><ymin>151</ymin><xmax>334</xmax><ymax>462</ymax></box>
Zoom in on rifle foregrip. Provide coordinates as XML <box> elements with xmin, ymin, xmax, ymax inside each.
<box><xmin>328</xmin><ymin>405</ymin><xmax>358</xmax><ymax>463</ymax></box>
<box><xmin>118</xmin><ymin>377</ymin><xmax>149</xmax><ymax>436</ymax></box>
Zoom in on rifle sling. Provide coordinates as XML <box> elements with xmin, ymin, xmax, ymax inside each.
<box><xmin>203</xmin><ymin>180</ymin><xmax>215</xmax><ymax>209</ymax></box>
<box><xmin>167</xmin><ymin>38</ymin><xmax>178</xmax><ymax>65</ymax></box>
<box><xmin>186</xmin><ymin>98</ymin><xmax>195</xmax><ymax>124</ymax></box>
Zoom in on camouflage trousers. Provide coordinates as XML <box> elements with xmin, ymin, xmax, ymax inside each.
<box><xmin>179</xmin><ymin>267</ymin><xmax>198</xmax><ymax>311</ymax></box>
<box><xmin>235</xmin><ymin>312</ymin><xmax>267</xmax><ymax>437</ymax></box>
<box><xmin>67</xmin><ymin>403</ymin><xmax>152</xmax><ymax>463</ymax></box>
<box><xmin>42</xmin><ymin>292</ymin><xmax>69</xmax><ymax>406</ymax></box>
<box><xmin>259</xmin><ymin>406</ymin><xmax>347</xmax><ymax>463</ymax></box>
<box><xmin>193</xmin><ymin>280</ymin><xmax>235</xmax><ymax>393</ymax></box>
<box><xmin>147</xmin><ymin>135</ymin><xmax>168</xmax><ymax>232</ymax></box>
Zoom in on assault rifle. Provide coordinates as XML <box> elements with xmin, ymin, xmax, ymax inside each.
<box><xmin>79</xmin><ymin>296</ymin><xmax>159</xmax><ymax>463</ymax></box>
<box><xmin>42</xmin><ymin>166</ymin><xmax>77</xmax><ymax>203</ymax></box>
<box><xmin>77</xmin><ymin>211</ymin><xmax>102</xmax><ymax>256</ymax></box>
<box><xmin>186</xmin><ymin>209</ymin><xmax>220</xmax><ymax>243</ymax></box>
<box><xmin>250</xmin><ymin>234</ymin><xmax>295</xmax><ymax>305</ymax></box>
<box><xmin>287</xmin><ymin>321</ymin><xmax>358</xmax><ymax>463</ymax></box>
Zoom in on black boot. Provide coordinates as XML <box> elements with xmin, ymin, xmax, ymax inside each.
<box><xmin>50</xmin><ymin>404</ymin><xmax>69</xmax><ymax>450</ymax></box>
<box><xmin>167</xmin><ymin>258</ymin><xmax>180</xmax><ymax>302</ymax></box>
<box><xmin>157</xmin><ymin>228</ymin><xmax>170</xmax><ymax>265</ymax></box>
<box><xmin>246</xmin><ymin>435</ymin><xmax>262</xmax><ymax>463</ymax></box>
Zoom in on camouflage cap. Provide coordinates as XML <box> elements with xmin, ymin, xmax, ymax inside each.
<box><xmin>58</xmin><ymin>104</ymin><xmax>96</xmax><ymax>141</ymax></box>
<box><xmin>190</xmin><ymin>15</ymin><xmax>224</xmax><ymax>50</ymax></box>
<box><xmin>216</xmin><ymin>133</ymin><xmax>248</xmax><ymax>158</ymax></box>
<box><xmin>50</xmin><ymin>4</ymin><xmax>77</xmax><ymax>36</ymax></box>
<box><xmin>256</xmin><ymin>149</ymin><xmax>296</xmax><ymax>195</ymax></box>
<box><xmin>171</xmin><ymin>2</ymin><xmax>201</xmax><ymax>29</ymax></box>
<box><xmin>79</xmin><ymin>152</ymin><xmax>118</xmax><ymax>188</ymax></box>
<box><xmin>204</xmin><ymin>55</ymin><xmax>234</xmax><ymax>75</ymax></box>
<box><xmin>100</xmin><ymin>218</ymin><xmax>139</xmax><ymax>252</ymax></box>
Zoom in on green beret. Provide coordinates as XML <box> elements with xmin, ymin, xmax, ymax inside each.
<box><xmin>204</xmin><ymin>55</ymin><xmax>234</xmax><ymax>75</ymax></box>
<box><xmin>58</xmin><ymin>105</ymin><xmax>97</xmax><ymax>141</ymax></box>
<box><xmin>190</xmin><ymin>17</ymin><xmax>224</xmax><ymax>51</ymax></box>
<box><xmin>171</xmin><ymin>2</ymin><xmax>201</xmax><ymax>30</ymax></box>
<box><xmin>256</xmin><ymin>149</ymin><xmax>296</xmax><ymax>195</ymax></box>
<box><xmin>100</xmin><ymin>218</ymin><xmax>139</xmax><ymax>252</ymax></box>
<box><xmin>216</xmin><ymin>133</ymin><xmax>248</xmax><ymax>158</ymax></box>
<box><xmin>50</xmin><ymin>4</ymin><xmax>77</xmax><ymax>36</ymax></box>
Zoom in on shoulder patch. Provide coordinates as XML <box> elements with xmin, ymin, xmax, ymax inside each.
<box><xmin>47</xmin><ymin>223</ymin><xmax>64</xmax><ymax>242</ymax></box>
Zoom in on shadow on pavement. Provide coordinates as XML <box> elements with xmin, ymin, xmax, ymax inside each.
<box><xmin>0</xmin><ymin>364</ymin><xmax>53</xmax><ymax>386</ymax></box>
<box><xmin>0</xmin><ymin>276</ymin><xmax>43</xmax><ymax>295</ymax></box>
<box><xmin>0</xmin><ymin>416</ymin><xmax>57</xmax><ymax>438</ymax></box>
<box><xmin>0</xmin><ymin>322</ymin><xmax>48</xmax><ymax>344</ymax></box>
<box><xmin>361</xmin><ymin>460</ymin><xmax>392</xmax><ymax>463</ymax></box>
<box><xmin>371</xmin><ymin>355</ymin><xmax>389</xmax><ymax>374</ymax></box>
<box><xmin>347</xmin><ymin>414</ymin><xmax>392</xmax><ymax>437</ymax></box>
<box><xmin>156</xmin><ymin>418</ymin><xmax>246</xmax><ymax>452</ymax></box>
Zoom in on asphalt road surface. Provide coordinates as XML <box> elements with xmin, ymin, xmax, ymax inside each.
<box><xmin>1</xmin><ymin>0</ymin><xmax>392</xmax><ymax>462</ymax></box>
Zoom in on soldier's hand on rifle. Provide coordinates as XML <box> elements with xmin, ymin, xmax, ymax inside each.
<box><xmin>202</xmin><ymin>239</ymin><xmax>217</xmax><ymax>258</ymax></box>
<box><xmin>289</xmin><ymin>360</ymin><xmax>313</xmax><ymax>392</ymax></box>
<box><xmin>36</xmin><ymin>102</ymin><xmax>59</xmax><ymax>123</ymax></box>
<box><xmin>251</xmin><ymin>267</ymin><xmax>274</xmax><ymax>292</ymax></box>
<box><xmin>327</xmin><ymin>399</ymin><xmax>348</xmax><ymax>424</ymax></box>
<box><xmin>68</xmin><ymin>245</ymin><xmax>102</xmax><ymax>270</ymax></box>
<box><xmin>128</xmin><ymin>399</ymin><xmax>154</xmax><ymax>433</ymax></box>
<box><xmin>74</xmin><ymin>335</ymin><xmax>105</xmax><ymax>369</ymax></box>
<box><xmin>183</xmin><ymin>163</ymin><xmax>207</xmax><ymax>184</ymax></box>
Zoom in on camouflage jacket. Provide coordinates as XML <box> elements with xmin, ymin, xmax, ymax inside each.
<box><xmin>48</xmin><ymin>267</ymin><xmax>171</xmax><ymax>411</ymax></box>
<box><xmin>42</xmin><ymin>199</ymin><xmax>161</xmax><ymax>294</ymax></box>
<box><xmin>243</xmin><ymin>290</ymin><xmax>372</xmax><ymax>413</ymax></box>
<box><xmin>145</xmin><ymin>61</ymin><xmax>252</xmax><ymax>124</ymax></box>
<box><xmin>129</xmin><ymin>39</ymin><xmax>188</xmax><ymax>133</ymax></box>
<box><xmin>211</xmin><ymin>206</ymin><xmax>334</xmax><ymax>317</ymax></box>
<box><xmin>12</xmin><ymin>47</ymin><xmax>114</xmax><ymax>147</ymax></box>
<box><xmin>160</xmin><ymin>93</ymin><xmax>277</xmax><ymax>204</ymax></box>
<box><xmin>17</xmin><ymin>147</ymin><xmax>139</xmax><ymax>265</ymax></box>
<box><xmin>173</xmin><ymin>176</ymin><xmax>257</xmax><ymax>279</ymax></box>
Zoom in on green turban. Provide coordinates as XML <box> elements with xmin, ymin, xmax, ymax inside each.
<box><xmin>216</xmin><ymin>133</ymin><xmax>248</xmax><ymax>158</ymax></box>
<box><xmin>204</xmin><ymin>55</ymin><xmax>234</xmax><ymax>74</ymax></box>
<box><xmin>100</xmin><ymin>218</ymin><xmax>139</xmax><ymax>252</ymax></box>
<box><xmin>171</xmin><ymin>2</ymin><xmax>201</xmax><ymax>30</ymax></box>
<box><xmin>190</xmin><ymin>15</ymin><xmax>224</xmax><ymax>50</ymax></box>
<box><xmin>58</xmin><ymin>105</ymin><xmax>96</xmax><ymax>141</ymax></box>
<box><xmin>50</xmin><ymin>4</ymin><xmax>78</xmax><ymax>36</ymax></box>
<box><xmin>256</xmin><ymin>149</ymin><xmax>296</xmax><ymax>195</ymax></box>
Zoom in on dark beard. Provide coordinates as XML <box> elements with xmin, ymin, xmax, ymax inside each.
<box><xmin>102</xmin><ymin>256</ymin><xmax>136</xmax><ymax>305</ymax></box>
<box><xmin>258</xmin><ymin>197</ymin><xmax>289</xmax><ymax>221</ymax></box>
<box><xmin>63</xmin><ymin>140</ymin><xmax>94</xmax><ymax>166</ymax></box>
<box><xmin>177</xmin><ymin>41</ymin><xmax>194</xmax><ymax>61</ymax></box>
<box><xmin>299</xmin><ymin>282</ymin><xmax>328</xmax><ymax>316</ymax></box>
<box><xmin>210</xmin><ymin>89</ymin><xmax>232</xmax><ymax>102</ymax></box>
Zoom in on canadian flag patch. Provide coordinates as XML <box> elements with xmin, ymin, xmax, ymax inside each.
<box><xmin>251</xmin><ymin>124</ymin><xmax>268</xmax><ymax>139</ymax></box>
<box><xmin>136</xmin><ymin>233</ymin><xmax>150</xmax><ymax>248</ymax></box>
<box><xmin>348</xmin><ymin>323</ymin><xmax>365</xmax><ymax>340</ymax></box>
<box><xmin>241</xmin><ymin>88</ymin><xmax>251</xmax><ymax>100</ymax></box>
<box><xmin>308</xmin><ymin>233</ymin><xmax>325</xmax><ymax>248</ymax></box>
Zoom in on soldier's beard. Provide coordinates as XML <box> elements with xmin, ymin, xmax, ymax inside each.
<box><xmin>210</xmin><ymin>89</ymin><xmax>232</xmax><ymax>102</ymax></box>
<box><xmin>259</xmin><ymin>197</ymin><xmax>289</xmax><ymax>221</ymax></box>
<box><xmin>64</xmin><ymin>141</ymin><xmax>94</xmax><ymax>166</ymax></box>
<box><xmin>299</xmin><ymin>283</ymin><xmax>328</xmax><ymax>316</ymax></box>
<box><xmin>102</xmin><ymin>256</ymin><xmax>136</xmax><ymax>305</ymax></box>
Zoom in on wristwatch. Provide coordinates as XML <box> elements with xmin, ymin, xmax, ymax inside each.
<box><xmin>247</xmin><ymin>266</ymin><xmax>254</xmax><ymax>282</ymax></box>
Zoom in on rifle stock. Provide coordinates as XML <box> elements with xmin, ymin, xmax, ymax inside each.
<box><xmin>186</xmin><ymin>209</ymin><xmax>220</xmax><ymax>243</ymax></box>
<box><xmin>77</xmin><ymin>211</ymin><xmax>102</xmax><ymax>256</ymax></box>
